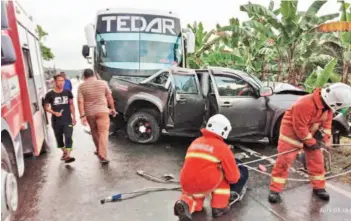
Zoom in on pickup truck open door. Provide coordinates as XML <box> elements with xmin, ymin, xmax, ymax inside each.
<box><xmin>167</xmin><ymin>68</ymin><xmax>206</xmax><ymax>133</ymax></box>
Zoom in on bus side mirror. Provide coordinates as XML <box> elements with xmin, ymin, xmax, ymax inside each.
<box><xmin>1</xmin><ymin>35</ymin><xmax>16</xmax><ymax>65</ymax></box>
<box><xmin>82</xmin><ymin>45</ymin><xmax>90</xmax><ymax>58</ymax></box>
<box><xmin>84</xmin><ymin>23</ymin><xmax>96</xmax><ymax>47</ymax></box>
<box><xmin>183</xmin><ymin>28</ymin><xmax>195</xmax><ymax>54</ymax></box>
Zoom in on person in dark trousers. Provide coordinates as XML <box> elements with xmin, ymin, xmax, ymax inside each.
<box><xmin>61</xmin><ymin>71</ymin><xmax>72</xmax><ymax>92</ymax></box>
<box><xmin>44</xmin><ymin>73</ymin><xmax>76</xmax><ymax>163</ymax></box>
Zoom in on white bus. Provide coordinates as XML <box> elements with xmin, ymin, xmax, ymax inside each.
<box><xmin>82</xmin><ymin>8</ymin><xmax>195</xmax><ymax>83</ymax></box>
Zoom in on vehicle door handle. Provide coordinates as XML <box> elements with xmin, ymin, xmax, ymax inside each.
<box><xmin>177</xmin><ymin>97</ymin><xmax>187</xmax><ymax>102</ymax></box>
<box><xmin>220</xmin><ymin>101</ymin><xmax>232</xmax><ymax>107</ymax></box>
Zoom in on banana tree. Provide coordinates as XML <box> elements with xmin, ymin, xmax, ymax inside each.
<box><xmin>211</xmin><ymin>17</ymin><xmax>278</xmax><ymax>79</ymax></box>
<box><xmin>240</xmin><ymin>0</ymin><xmax>340</xmax><ymax>85</ymax></box>
<box><xmin>317</xmin><ymin>1</ymin><xmax>351</xmax><ymax>84</ymax></box>
<box><xmin>185</xmin><ymin>22</ymin><xmax>226</xmax><ymax>68</ymax></box>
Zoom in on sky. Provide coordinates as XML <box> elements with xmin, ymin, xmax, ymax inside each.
<box><xmin>18</xmin><ymin>0</ymin><xmax>342</xmax><ymax>70</ymax></box>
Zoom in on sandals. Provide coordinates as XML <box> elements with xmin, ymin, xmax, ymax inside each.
<box><xmin>61</xmin><ymin>153</ymin><xmax>67</xmax><ymax>160</ymax></box>
<box><xmin>94</xmin><ymin>151</ymin><xmax>109</xmax><ymax>165</ymax></box>
<box><xmin>64</xmin><ymin>156</ymin><xmax>75</xmax><ymax>163</ymax></box>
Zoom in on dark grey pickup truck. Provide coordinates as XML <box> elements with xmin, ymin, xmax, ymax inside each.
<box><xmin>108</xmin><ymin>67</ymin><xmax>349</xmax><ymax>144</ymax></box>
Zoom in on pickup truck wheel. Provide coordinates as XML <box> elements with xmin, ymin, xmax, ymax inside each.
<box><xmin>271</xmin><ymin>117</ymin><xmax>282</xmax><ymax>146</ymax></box>
<box><xmin>126</xmin><ymin>111</ymin><xmax>160</xmax><ymax>144</ymax></box>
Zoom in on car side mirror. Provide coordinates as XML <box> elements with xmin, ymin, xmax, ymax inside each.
<box><xmin>82</xmin><ymin>45</ymin><xmax>90</xmax><ymax>58</ymax></box>
<box><xmin>1</xmin><ymin>35</ymin><xmax>16</xmax><ymax>65</ymax></box>
<box><xmin>259</xmin><ymin>86</ymin><xmax>273</xmax><ymax>97</ymax></box>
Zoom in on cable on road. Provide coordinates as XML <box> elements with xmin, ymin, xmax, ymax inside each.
<box><xmin>136</xmin><ymin>147</ymin><xmax>351</xmax><ymax>183</ymax></box>
<box><xmin>101</xmin><ymin>145</ymin><xmax>351</xmax><ymax>204</ymax></box>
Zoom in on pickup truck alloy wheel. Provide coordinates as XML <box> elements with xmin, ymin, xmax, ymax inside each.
<box><xmin>127</xmin><ymin>111</ymin><xmax>161</xmax><ymax>144</ymax></box>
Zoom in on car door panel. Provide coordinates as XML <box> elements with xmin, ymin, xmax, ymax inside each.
<box><xmin>171</xmin><ymin>73</ymin><xmax>205</xmax><ymax>131</ymax></box>
<box><xmin>212</xmin><ymin>74</ymin><xmax>267</xmax><ymax>138</ymax></box>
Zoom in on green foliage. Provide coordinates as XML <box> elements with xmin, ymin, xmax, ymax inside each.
<box><xmin>36</xmin><ymin>25</ymin><xmax>54</xmax><ymax>61</ymax></box>
<box><xmin>304</xmin><ymin>58</ymin><xmax>338</xmax><ymax>92</ymax></box>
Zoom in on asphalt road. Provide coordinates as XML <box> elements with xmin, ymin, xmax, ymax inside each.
<box><xmin>13</xmin><ymin>82</ymin><xmax>351</xmax><ymax>221</ymax></box>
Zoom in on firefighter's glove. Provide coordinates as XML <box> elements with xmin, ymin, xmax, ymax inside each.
<box><xmin>306</xmin><ymin>140</ymin><xmax>325</xmax><ymax>151</ymax></box>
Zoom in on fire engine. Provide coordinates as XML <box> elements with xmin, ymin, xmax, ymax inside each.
<box><xmin>1</xmin><ymin>1</ymin><xmax>50</xmax><ymax>219</ymax></box>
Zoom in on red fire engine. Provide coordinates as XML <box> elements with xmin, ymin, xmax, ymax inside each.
<box><xmin>2</xmin><ymin>1</ymin><xmax>50</xmax><ymax>219</ymax></box>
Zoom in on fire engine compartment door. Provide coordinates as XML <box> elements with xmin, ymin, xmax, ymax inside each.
<box><xmin>171</xmin><ymin>73</ymin><xmax>205</xmax><ymax>131</ymax></box>
<box><xmin>22</xmin><ymin>48</ymin><xmax>38</xmax><ymax>114</ymax></box>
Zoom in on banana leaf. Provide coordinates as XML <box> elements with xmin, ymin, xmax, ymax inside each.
<box><xmin>329</xmin><ymin>71</ymin><xmax>342</xmax><ymax>82</ymax></box>
<box><xmin>315</xmin><ymin>58</ymin><xmax>338</xmax><ymax>87</ymax></box>
<box><xmin>240</xmin><ymin>3</ymin><xmax>283</xmax><ymax>30</ymax></box>
<box><xmin>304</xmin><ymin>58</ymin><xmax>338</xmax><ymax>92</ymax></box>
<box><xmin>304</xmin><ymin>68</ymin><xmax>319</xmax><ymax>93</ymax></box>
<box><xmin>280</xmin><ymin>0</ymin><xmax>298</xmax><ymax>24</ymax></box>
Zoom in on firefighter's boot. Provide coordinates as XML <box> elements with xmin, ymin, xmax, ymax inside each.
<box><xmin>313</xmin><ymin>189</ymin><xmax>330</xmax><ymax>201</ymax></box>
<box><xmin>212</xmin><ymin>206</ymin><xmax>230</xmax><ymax>217</ymax></box>
<box><xmin>174</xmin><ymin>200</ymin><xmax>192</xmax><ymax>221</ymax></box>
<box><xmin>268</xmin><ymin>191</ymin><xmax>281</xmax><ymax>203</ymax></box>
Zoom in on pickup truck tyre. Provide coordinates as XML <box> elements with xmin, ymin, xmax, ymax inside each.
<box><xmin>126</xmin><ymin>110</ymin><xmax>161</xmax><ymax>144</ymax></box>
<box><xmin>271</xmin><ymin>116</ymin><xmax>282</xmax><ymax>146</ymax></box>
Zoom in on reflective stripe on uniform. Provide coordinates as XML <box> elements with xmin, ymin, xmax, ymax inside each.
<box><xmin>321</xmin><ymin>112</ymin><xmax>329</xmax><ymax>121</ymax></box>
<box><xmin>272</xmin><ymin>177</ymin><xmax>286</xmax><ymax>184</ymax></box>
<box><xmin>279</xmin><ymin>134</ymin><xmax>303</xmax><ymax>148</ymax></box>
<box><xmin>191</xmin><ymin>201</ymin><xmax>196</xmax><ymax>213</ymax></box>
<box><xmin>310</xmin><ymin>175</ymin><xmax>325</xmax><ymax>181</ymax></box>
<box><xmin>310</xmin><ymin>123</ymin><xmax>320</xmax><ymax>134</ymax></box>
<box><xmin>302</xmin><ymin>133</ymin><xmax>313</xmax><ymax>140</ymax></box>
<box><xmin>185</xmin><ymin>152</ymin><xmax>220</xmax><ymax>163</ymax></box>
<box><xmin>213</xmin><ymin>188</ymin><xmax>230</xmax><ymax>195</ymax></box>
<box><xmin>323</xmin><ymin>129</ymin><xmax>331</xmax><ymax>135</ymax></box>
<box><xmin>192</xmin><ymin>193</ymin><xmax>206</xmax><ymax>198</ymax></box>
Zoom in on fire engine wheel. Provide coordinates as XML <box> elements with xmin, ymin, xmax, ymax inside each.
<box><xmin>1</xmin><ymin>143</ymin><xmax>19</xmax><ymax>217</ymax></box>
<box><xmin>126</xmin><ymin>111</ymin><xmax>160</xmax><ymax>144</ymax></box>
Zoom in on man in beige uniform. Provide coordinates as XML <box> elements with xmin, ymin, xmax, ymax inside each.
<box><xmin>77</xmin><ymin>68</ymin><xmax>116</xmax><ymax>164</ymax></box>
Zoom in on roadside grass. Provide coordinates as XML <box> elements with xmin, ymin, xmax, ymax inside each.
<box><xmin>331</xmin><ymin>137</ymin><xmax>351</xmax><ymax>184</ymax></box>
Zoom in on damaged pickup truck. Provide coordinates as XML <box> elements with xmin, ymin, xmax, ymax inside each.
<box><xmin>109</xmin><ymin>67</ymin><xmax>349</xmax><ymax>144</ymax></box>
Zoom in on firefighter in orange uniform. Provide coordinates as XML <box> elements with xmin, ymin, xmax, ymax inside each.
<box><xmin>174</xmin><ymin>114</ymin><xmax>241</xmax><ymax>220</ymax></box>
<box><xmin>269</xmin><ymin>83</ymin><xmax>351</xmax><ymax>203</ymax></box>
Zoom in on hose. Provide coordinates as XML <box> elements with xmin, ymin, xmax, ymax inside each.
<box><xmin>101</xmin><ymin>145</ymin><xmax>351</xmax><ymax>204</ymax></box>
<box><xmin>100</xmin><ymin>186</ymin><xmax>181</xmax><ymax>204</ymax></box>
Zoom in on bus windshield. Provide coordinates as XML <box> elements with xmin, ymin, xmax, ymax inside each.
<box><xmin>96</xmin><ymin>33</ymin><xmax>183</xmax><ymax>70</ymax></box>
<box><xmin>95</xmin><ymin>13</ymin><xmax>183</xmax><ymax>76</ymax></box>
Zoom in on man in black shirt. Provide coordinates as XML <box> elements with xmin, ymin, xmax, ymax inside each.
<box><xmin>44</xmin><ymin>73</ymin><xmax>76</xmax><ymax>163</ymax></box>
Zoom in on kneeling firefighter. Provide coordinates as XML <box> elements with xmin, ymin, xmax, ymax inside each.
<box><xmin>269</xmin><ymin>83</ymin><xmax>351</xmax><ymax>203</ymax></box>
<box><xmin>174</xmin><ymin>114</ymin><xmax>248</xmax><ymax>220</ymax></box>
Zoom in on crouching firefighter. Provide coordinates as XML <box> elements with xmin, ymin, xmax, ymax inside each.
<box><xmin>174</xmin><ymin>114</ymin><xmax>248</xmax><ymax>220</ymax></box>
<box><xmin>269</xmin><ymin>83</ymin><xmax>351</xmax><ymax>203</ymax></box>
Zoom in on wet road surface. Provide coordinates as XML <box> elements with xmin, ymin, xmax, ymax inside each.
<box><xmin>14</xmin><ymin>84</ymin><xmax>351</xmax><ymax>221</ymax></box>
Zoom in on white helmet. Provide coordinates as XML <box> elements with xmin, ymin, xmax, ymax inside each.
<box><xmin>206</xmin><ymin>114</ymin><xmax>232</xmax><ymax>139</ymax></box>
<box><xmin>321</xmin><ymin>83</ymin><xmax>351</xmax><ymax>112</ymax></box>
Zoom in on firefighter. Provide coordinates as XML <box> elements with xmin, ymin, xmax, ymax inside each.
<box><xmin>174</xmin><ymin>114</ymin><xmax>241</xmax><ymax>220</ymax></box>
<box><xmin>269</xmin><ymin>82</ymin><xmax>351</xmax><ymax>203</ymax></box>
